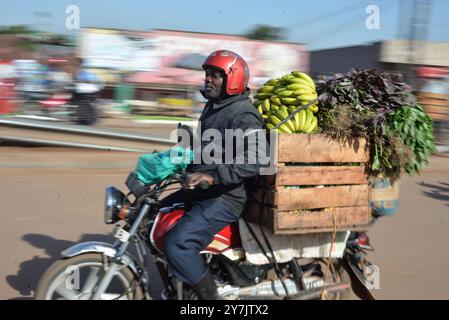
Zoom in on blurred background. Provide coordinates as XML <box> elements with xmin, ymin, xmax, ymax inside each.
<box><xmin>0</xmin><ymin>0</ymin><xmax>448</xmax><ymax>300</ymax></box>
<box><xmin>0</xmin><ymin>0</ymin><xmax>448</xmax><ymax>143</ymax></box>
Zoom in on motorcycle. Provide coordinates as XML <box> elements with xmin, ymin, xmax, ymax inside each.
<box><xmin>35</xmin><ymin>171</ymin><xmax>376</xmax><ymax>300</ymax></box>
<box><xmin>20</xmin><ymin>82</ymin><xmax>99</xmax><ymax>125</ymax></box>
<box><xmin>37</xmin><ymin>90</ymin><xmax>74</xmax><ymax>120</ymax></box>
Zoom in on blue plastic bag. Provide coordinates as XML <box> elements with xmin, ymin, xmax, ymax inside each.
<box><xmin>135</xmin><ymin>146</ymin><xmax>194</xmax><ymax>185</ymax></box>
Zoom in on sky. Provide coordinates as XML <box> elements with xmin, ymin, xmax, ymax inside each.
<box><xmin>1</xmin><ymin>0</ymin><xmax>448</xmax><ymax>50</ymax></box>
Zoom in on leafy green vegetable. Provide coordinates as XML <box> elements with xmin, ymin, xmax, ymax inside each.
<box><xmin>316</xmin><ymin>69</ymin><xmax>435</xmax><ymax>179</ymax></box>
<box><xmin>387</xmin><ymin>105</ymin><xmax>436</xmax><ymax>175</ymax></box>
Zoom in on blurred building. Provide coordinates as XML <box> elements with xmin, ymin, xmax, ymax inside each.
<box><xmin>311</xmin><ymin>39</ymin><xmax>449</xmax><ymax>145</ymax></box>
<box><xmin>310</xmin><ymin>40</ymin><xmax>449</xmax><ymax>83</ymax></box>
<box><xmin>77</xmin><ymin>27</ymin><xmax>310</xmax><ymax>116</ymax></box>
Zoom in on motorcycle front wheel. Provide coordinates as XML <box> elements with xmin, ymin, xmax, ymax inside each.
<box><xmin>35</xmin><ymin>253</ymin><xmax>144</xmax><ymax>300</ymax></box>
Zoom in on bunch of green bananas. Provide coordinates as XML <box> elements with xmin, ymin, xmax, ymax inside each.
<box><xmin>253</xmin><ymin>71</ymin><xmax>319</xmax><ymax>134</ymax></box>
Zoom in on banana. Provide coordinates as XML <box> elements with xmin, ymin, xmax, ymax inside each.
<box><xmin>286</xmin><ymin>83</ymin><xmax>301</xmax><ymax>91</ymax></box>
<box><xmin>286</xmin><ymin>83</ymin><xmax>315</xmax><ymax>91</ymax></box>
<box><xmin>297</xmin><ymin>109</ymin><xmax>307</xmax><ymax>131</ymax></box>
<box><xmin>300</xmin><ymin>101</ymin><xmax>318</xmax><ymax>109</ymax></box>
<box><xmin>291</xmin><ymin>71</ymin><xmax>315</xmax><ymax>88</ymax></box>
<box><xmin>270</xmin><ymin>96</ymin><xmax>282</xmax><ymax>106</ymax></box>
<box><xmin>302</xmin><ymin>110</ymin><xmax>314</xmax><ymax>132</ymax></box>
<box><xmin>268</xmin><ymin>115</ymin><xmax>283</xmax><ymax>127</ymax></box>
<box><xmin>278</xmin><ymin>90</ymin><xmax>294</xmax><ymax>97</ymax></box>
<box><xmin>258</xmin><ymin>85</ymin><xmax>275</xmax><ymax>93</ymax></box>
<box><xmin>265</xmin><ymin>123</ymin><xmax>275</xmax><ymax>130</ymax></box>
<box><xmin>265</xmin><ymin>79</ymin><xmax>279</xmax><ymax>86</ymax></box>
<box><xmin>279</xmin><ymin>105</ymin><xmax>290</xmax><ymax>118</ymax></box>
<box><xmin>274</xmin><ymin>87</ymin><xmax>287</xmax><ymax>94</ymax></box>
<box><xmin>254</xmin><ymin>93</ymin><xmax>273</xmax><ymax>100</ymax></box>
<box><xmin>288</xmin><ymin>105</ymin><xmax>301</xmax><ymax>131</ymax></box>
<box><xmin>304</xmin><ymin>116</ymin><xmax>318</xmax><ymax>133</ymax></box>
<box><xmin>270</xmin><ymin>104</ymin><xmax>280</xmax><ymax>112</ymax></box>
<box><xmin>308</xmin><ymin>104</ymin><xmax>319</xmax><ymax>113</ymax></box>
<box><xmin>287</xmin><ymin>78</ymin><xmax>315</xmax><ymax>89</ymax></box>
<box><xmin>298</xmin><ymin>93</ymin><xmax>318</xmax><ymax>103</ymax></box>
<box><xmin>273</xmin><ymin>110</ymin><xmax>286</xmax><ymax>121</ymax></box>
<box><xmin>293</xmin><ymin>88</ymin><xmax>316</xmax><ymax>96</ymax></box>
<box><xmin>276</xmin><ymin>108</ymin><xmax>295</xmax><ymax>132</ymax></box>
<box><xmin>273</xmin><ymin>109</ymin><xmax>293</xmax><ymax>131</ymax></box>
<box><xmin>268</xmin><ymin>115</ymin><xmax>292</xmax><ymax>133</ymax></box>
<box><xmin>253</xmin><ymin>72</ymin><xmax>318</xmax><ymax>134</ymax></box>
<box><xmin>282</xmin><ymin>75</ymin><xmax>295</xmax><ymax>82</ymax></box>
<box><xmin>281</xmin><ymin>97</ymin><xmax>299</xmax><ymax>105</ymax></box>
<box><xmin>262</xmin><ymin>99</ymin><xmax>271</xmax><ymax>113</ymax></box>
<box><xmin>285</xmin><ymin>119</ymin><xmax>296</xmax><ymax>132</ymax></box>
<box><xmin>278</xmin><ymin>125</ymin><xmax>292</xmax><ymax>134</ymax></box>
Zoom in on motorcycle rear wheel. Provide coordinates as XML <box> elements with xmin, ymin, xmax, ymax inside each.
<box><xmin>35</xmin><ymin>253</ymin><xmax>144</xmax><ymax>300</ymax></box>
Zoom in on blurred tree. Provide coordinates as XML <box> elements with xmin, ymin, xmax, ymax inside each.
<box><xmin>0</xmin><ymin>25</ymin><xmax>35</xmax><ymax>34</ymax></box>
<box><xmin>245</xmin><ymin>25</ymin><xmax>285</xmax><ymax>41</ymax></box>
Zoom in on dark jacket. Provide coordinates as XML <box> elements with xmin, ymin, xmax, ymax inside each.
<box><xmin>187</xmin><ymin>89</ymin><xmax>264</xmax><ymax>214</ymax></box>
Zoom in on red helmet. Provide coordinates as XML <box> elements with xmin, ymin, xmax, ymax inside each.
<box><xmin>202</xmin><ymin>50</ymin><xmax>249</xmax><ymax>95</ymax></box>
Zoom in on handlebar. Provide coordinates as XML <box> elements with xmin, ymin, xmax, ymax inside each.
<box><xmin>171</xmin><ymin>173</ymin><xmax>210</xmax><ymax>190</ymax></box>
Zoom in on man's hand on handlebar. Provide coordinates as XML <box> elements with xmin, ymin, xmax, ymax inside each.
<box><xmin>186</xmin><ymin>173</ymin><xmax>214</xmax><ymax>189</ymax></box>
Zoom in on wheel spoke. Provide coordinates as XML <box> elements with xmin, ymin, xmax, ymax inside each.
<box><xmin>55</xmin><ymin>282</ymin><xmax>80</xmax><ymax>300</ymax></box>
<box><xmin>79</xmin><ymin>267</ymin><xmax>101</xmax><ymax>300</ymax></box>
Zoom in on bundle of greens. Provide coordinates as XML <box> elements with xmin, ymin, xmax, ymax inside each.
<box><xmin>386</xmin><ymin>105</ymin><xmax>435</xmax><ymax>175</ymax></box>
<box><xmin>316</xmin><ymin>69</ymin><xmax>435</xmax><ymax>179</ymax></box>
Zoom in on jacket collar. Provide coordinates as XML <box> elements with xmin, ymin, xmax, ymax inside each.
<box><xmin>201</xmin><ymin>89</ymin><xmax>251</xmax><ymax>110</ymax></box>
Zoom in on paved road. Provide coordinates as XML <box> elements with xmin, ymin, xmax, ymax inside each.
<box><xmin>0</xmin><ymin>147</ymin><xmax>448</xmax><ymax>300</ymax></box>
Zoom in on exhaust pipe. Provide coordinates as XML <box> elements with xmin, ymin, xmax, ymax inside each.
<box><xmin>218</xmin><ymin>277</ymin><xmax>349</xmax><ymax>299</ymax></box>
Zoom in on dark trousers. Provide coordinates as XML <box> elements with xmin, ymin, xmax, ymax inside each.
<box><xmin>160</xmin><ymin>190</ymin><xmax>241</xmax><ymax>285</ymax></box>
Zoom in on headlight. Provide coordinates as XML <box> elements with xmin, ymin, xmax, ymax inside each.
<box><xmin>104</xmin><ymin>186</ymin><xmax>125</xmax><ymax>224</ymax></box>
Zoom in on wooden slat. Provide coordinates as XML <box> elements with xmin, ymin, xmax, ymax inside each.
<box><xmin>274</xmin><ymin>224</ymin><xmax>371</xmax><ymax>235</ymax></box>
<box><xmin>244</xmin><ymin>203</ymin><xmax>372</xmax><ymax>234</ymax></box>
<box><xmin>419</xmin><ymin>92</ymin><xmax>449</xmax><ymax>100</ymax></box>
<box><xmin>275</xmin><ymin>206</ymin><xmax>372</xmax><ymax>231</ymax></box>
<box><xmin>427</xmin><ymin>113</ymin><xmax>449</xmax><ymax>121</ymax></box>
<box><xmin>418</xmin><ymin>98</ymin><xmax>449</xmax><ymax>107</ymax></box>
<box><xmin>275</xmin><ymin>165</ymin><xmax>368</xmax><ymax>186</ymax></box>
<box><xmin>423</xmin><ymin>105</ymin><xmax>449</xmax><ymax>115</ymax></box>
<box><xmin>268</xmin><ymin>185</ymin><xmax>369</xmax><ymax>211</ymax></box>
<box><xmin>277</xmin><ymin>134</ymin><xmax>368</xmax><ymax>163</ymax></box>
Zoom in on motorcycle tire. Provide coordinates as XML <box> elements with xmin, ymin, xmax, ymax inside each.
<box><xmin>35</xmin><ymin>253</ymin><xmax>144</xmax><ymax>300</ymax></box>
<box><xmin>76</xmin><ymin>102</ymin><xmax>97</xmax><ymax>125</ymax></box>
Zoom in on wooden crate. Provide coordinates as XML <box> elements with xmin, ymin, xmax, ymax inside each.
<box><xmin>245</xmin><ymin>134</ymin><xmax>373</xmax><ymax>234</ymax></box>
<box><xmin>418</xmin><ymin>92</ymin><xmax>449</xmax><ymax>121</ymax></box>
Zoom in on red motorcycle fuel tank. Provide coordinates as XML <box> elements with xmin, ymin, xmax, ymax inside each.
<box><xmin>150</xmin><ymin>207</ymin><xmax>242</xmax><ymax>255</ymax></box>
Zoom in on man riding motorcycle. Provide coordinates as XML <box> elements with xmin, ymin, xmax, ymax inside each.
<box><xmin>161</xmin><ymin>50</ymin><xmax>263</xmax><ymax>299</ymax></box>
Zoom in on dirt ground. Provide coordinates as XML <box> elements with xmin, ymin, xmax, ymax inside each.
<box><xmin>0</xmin><ymin>146</ymin><xmax>448</xmax><ymax>300</ymax></box>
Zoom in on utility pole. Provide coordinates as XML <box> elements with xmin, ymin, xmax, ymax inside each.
<box><xmin>406</xmin><ymin>0</ymin><xmax>433</xmax><ymax>89</ymax></box>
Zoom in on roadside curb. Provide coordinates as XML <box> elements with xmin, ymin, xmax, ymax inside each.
<box><xmin>133</xmin><ymin>119</ymin><xmax>198</xmax><ymax>126</ymax></box>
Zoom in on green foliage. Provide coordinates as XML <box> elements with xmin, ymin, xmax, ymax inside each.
<box><xmin>387</xmin><ymin>105</ymin><xmax>436</xmax><ymax>175</ymax></box>
<box><xmin>245</xmin><ymin>25</ymin><xmax>285</xmax><ymax>41</ymax></box>
<box><xmin>316</xmin><ymin>69</ymin><xmax>435</xmax><ymax>179</ymax></box>
<box><xmin>0</xmin><ymin>25</ymin><xmax>35</xmax><ymax>35</ymax></box>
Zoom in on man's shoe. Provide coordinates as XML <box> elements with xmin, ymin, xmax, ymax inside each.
<box><xmin>190</xmin><ymin>270</ymin><xmax>219</xmax><ymax>300</ymax></box>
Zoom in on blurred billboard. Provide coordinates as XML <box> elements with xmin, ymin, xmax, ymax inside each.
<box><xmin>78</xmin><ymin>28</ymin><xmax>309</xmax><ymax>87</ymax></box>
